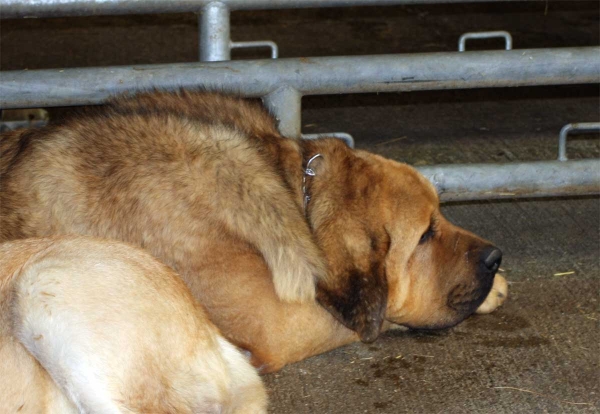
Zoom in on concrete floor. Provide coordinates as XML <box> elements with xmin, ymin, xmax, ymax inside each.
<box><xmin>1</xmin><ymin>2</ymin><xmax>599</xmax><ymax>413</ymax></box>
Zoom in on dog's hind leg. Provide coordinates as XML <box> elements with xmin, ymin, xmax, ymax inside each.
<box><xmin>216</xmin><ymin>337</ymin><xmax>267</xmax><ymax>414</ymax></box>
<box><xmin>12</xmin><ymin>258</ymin><xmax>124</xmax><ymax>414</ymax></box>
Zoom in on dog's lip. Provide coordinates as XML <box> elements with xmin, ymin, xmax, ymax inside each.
<box><xmin>447</xmin><ymin>271</ymin><xmax>496</xmax><ymax>313</ymax></box>
<box><xmin>386</xmin><ymin>271</ymin><xmax>498</xmax><ymax>331</ymax></box>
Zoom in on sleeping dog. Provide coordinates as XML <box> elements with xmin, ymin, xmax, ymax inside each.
<box><xmin>0</xmin><ymin>91</ymin><xmax>507</xmax><ymax>372</ymax></box>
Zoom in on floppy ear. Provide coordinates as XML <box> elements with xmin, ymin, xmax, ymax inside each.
<box><xmin>302</xmin><ymin>138</ymin><xmax>390</xmax><ymax>342</ymax></box>
<box><xmin>316</xmin><ymin>259</ymin><xmax>388</xmax><ymax>343</ymax></box>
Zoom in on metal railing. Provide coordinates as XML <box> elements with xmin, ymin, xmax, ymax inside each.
<box><xmin>0</xmin><ymin>0</ymin><xmax>598</xmax><ymax>201</ymax></box>
<box><xmin>418</xmin><ymin>159</ymin><xmax>599</xmax><ymax>202</ymax></box>
<box><xmin>2</xmin><ymin>47</ymin><xmax>597</xmax><ymax>133</ymax></box>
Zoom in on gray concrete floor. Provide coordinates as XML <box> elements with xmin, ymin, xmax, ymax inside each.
<box><xmin>1</xmin><ymin>2</ymin><xmax>599</xmax><ymax>413</ymax></box>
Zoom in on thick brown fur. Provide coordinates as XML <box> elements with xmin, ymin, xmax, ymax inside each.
<box><xmin>0</xmin><ymin>91</ymin><xmax>507</xmax><ymax>372</ymax></box>
<box><xmin>0</xmin><ymin>236</ymin><xmax>267</xmax><ymax>413</ymax></box>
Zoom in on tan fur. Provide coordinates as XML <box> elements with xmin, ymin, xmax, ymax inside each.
<box><xmin>0</xmin><ymin>236</ymin><xmax>267</xmax><ymax>413</ymax></box>
<box><xmin>0</xmin><ymin>91</ymin><xmax>507</xmax><ymax>372</ymax></box>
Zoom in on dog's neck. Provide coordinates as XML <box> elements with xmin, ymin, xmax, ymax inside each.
<box><xmin>257</xmin><ymin>136</ymin><xmax>337</xmax><ymax>219</ymax></box>
<box><xmin>302</xmin><ymin>153</ymin><xmax>323</xmax><ymax>213</ymax></box>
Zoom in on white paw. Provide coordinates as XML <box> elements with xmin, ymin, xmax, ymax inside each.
<box><xmin>476</xmin><ymin>274</ymin><xmax>508</xmax><ymax>314</ymax></box>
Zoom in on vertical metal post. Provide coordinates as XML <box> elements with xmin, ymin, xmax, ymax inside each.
<box><xmin>263</xmin><ymin>87</ymin><xmax>302</xmax><ymax>139</ymax></box>
<box><xmin>199</xmin><ymin>2</ymin><xmax>230</xmax><ymax>61</ymax></box>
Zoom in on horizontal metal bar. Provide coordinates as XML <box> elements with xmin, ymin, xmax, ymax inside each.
<box><xmin>2</xmin><ymin>47</ymin><xmax>598</xmax><ymax>109</ymax></box>
<box><xmin>1</xmin><ymin>0</ymin><xmax>588</xmax><ymax>19</ymax></box>
<box><xmin>417</xmin><ymin>159</ymin><xmax>600</xmax><ymax>202</ymax></box>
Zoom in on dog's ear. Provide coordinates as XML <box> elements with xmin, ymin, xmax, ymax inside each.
<box><xmin>316</xmin><ymin>259</ymin><xmax>388</xmax><ymax>343</ymax></box>
<box><xmin>315</xmin><ymin>229</ymin><xmax>390</xmax><ymax>343</ymax></box>
<box><xmin>303</xmin><ymin>138</ymin><xmax>390</xmax><ymax>342</ymax></box>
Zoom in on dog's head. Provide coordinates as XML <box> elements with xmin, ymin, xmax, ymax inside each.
<box><xmin>304</xmin><ymin>139</ymin><xmax>501</xmax><ymax>343</ymax></box>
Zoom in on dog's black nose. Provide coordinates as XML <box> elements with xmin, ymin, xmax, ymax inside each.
<box><xmin>482</xmin><ymin>247</ymin><xmax>502</xmax><ymax>273</ymax></box>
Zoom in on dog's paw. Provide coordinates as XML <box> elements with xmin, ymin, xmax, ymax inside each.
<box><xmin>476</xmin><ymin>274</ymin><xmax>508</xmax><ymax>314</ymax></box>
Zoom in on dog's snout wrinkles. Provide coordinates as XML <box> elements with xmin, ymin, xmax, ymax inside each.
<box><xmin>482</xmin><ymin>247</ymin><xmax>502</xmax><ymax>273</ymax></box>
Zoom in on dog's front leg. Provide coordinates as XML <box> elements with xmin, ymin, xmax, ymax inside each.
<box><xmin>212</xmin><ymin>167</ymin><xmax>328</xmax><ymax>304</ymax></box>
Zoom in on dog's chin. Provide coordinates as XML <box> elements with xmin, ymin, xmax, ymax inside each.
<box><xmin>399</xmin><ymin>316</ymin><xmax>464</xmax><ymax>332</ymax></box>
<box><xmin>392</xmin><ymin>302</ymin><xmax>486</xmax><ymax>332</ymax></box>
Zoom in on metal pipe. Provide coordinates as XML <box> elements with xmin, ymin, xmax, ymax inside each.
<box><xmin>417</xmin><ymin>160</ymin><xmax>600</xmax><ymax>202</ymax></box>
<box><xmin>2</xmin><ymin>47</ymin><xmax>598</xmax><ymax>109</ymax></box>
<box><xmin>263</xmin><ymin>87</ymin><xmax>302</xmax><ymax>138</ymax></box>
<box><xmin>199</xmin><ymin>2</ymin><xmax>230</xmax><ymax>61</ymax></box>
<box><xmin>1</xmin><ymin>0</ymin><xmax>587</xmax><ymax>19</ymax></box>
<box><xmin>558</xmin><ymin>122</ymin><xmax>600</xmax><ymax>162</ymax></box>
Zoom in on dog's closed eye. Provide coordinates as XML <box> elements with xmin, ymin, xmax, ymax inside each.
<box><xmin>419</xmin><ymin>217</ymin><xmax>438</xmax><ymax>245</ymax></box>
<box><xmin>419</xmin><ymin>226</ymin><xmax>434</xmax><ymax>244</ymax></box>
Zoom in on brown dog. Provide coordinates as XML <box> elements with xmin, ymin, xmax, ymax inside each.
<box><xmin>0</xmin><ymin>91</ymin><xmax>507</xmax><ymax>372</ymax></box>
<box><xmin>0</xmin><ymin>236</ymin><xmax>267</xmax><ymax>413</ymax></box>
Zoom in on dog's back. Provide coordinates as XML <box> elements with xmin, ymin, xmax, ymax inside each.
<box><xmin>0</xmin><ymin>236</ymin><xmax>267</xmax><ymax>413</ymax></box>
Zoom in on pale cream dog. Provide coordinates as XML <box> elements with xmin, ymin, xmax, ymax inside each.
<box><xmin>0</xmin><ymin>236</ymin><xmax>267</xmax><ymax>414</ymax></box>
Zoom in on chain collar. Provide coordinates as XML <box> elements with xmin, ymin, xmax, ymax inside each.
<box><xmin>302</xmin><ymin>153</ymin><xmax>323</xmax><ymax>212</ymax></box>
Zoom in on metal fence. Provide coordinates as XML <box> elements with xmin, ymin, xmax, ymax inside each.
<box><xmin>1</xmin><ymin>0</ymin><xmax>599</xmax><ymax>201</ymax></box>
